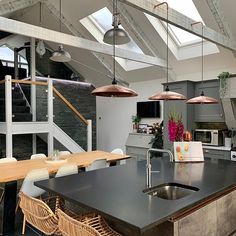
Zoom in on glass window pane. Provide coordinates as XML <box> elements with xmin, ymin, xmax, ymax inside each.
<box><xmin>0</xmin><ymin>46</ymin><xmax>14</xmax><ymax>61</ymax></box>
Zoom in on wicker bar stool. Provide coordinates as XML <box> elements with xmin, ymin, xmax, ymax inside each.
<box><xmin>19</xmin><ymin>192</ymin><xmax>61</xmax><ymax>235</ymax></box>
<box><xmin>58</xmin><ymin>209</ymin><xmax>122</xmax><ymax>236</ymax></box>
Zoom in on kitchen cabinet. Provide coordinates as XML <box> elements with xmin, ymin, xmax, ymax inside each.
<box><xmin>203</xmin><ymin>148</ymin><xmax>231</xmax><ymax>160</ymax></box>
<box><xmin>194</xmin><ymin>80</ymin><xmax>224</xmax><ymax>122</ymax></box>
<box><xmin>125</xmin><ymin>133</ymin><xmax>153</xmax><ymax>161</ymax></box>
<box><xmin>163</xmin><ymin>81</ymin><xmax>195</xmax><ymax>150</ymax></box>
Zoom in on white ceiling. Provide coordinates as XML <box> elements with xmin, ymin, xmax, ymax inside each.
<box><xmin>0</xmin><ymin>0</ymin><xmax>236</xmax><ymax>87</ymax></box>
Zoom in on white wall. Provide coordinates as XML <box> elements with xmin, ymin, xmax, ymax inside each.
<box><xmin>96</xmin><ymin>78</ymin><xmax>165</xmax><ymax>152</ymax></box>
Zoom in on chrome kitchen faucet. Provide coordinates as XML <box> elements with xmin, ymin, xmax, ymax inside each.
<box><xmin>146</xmin><ymin>148</ymin><xmax>174</xmax><ymax>188</ymax></box>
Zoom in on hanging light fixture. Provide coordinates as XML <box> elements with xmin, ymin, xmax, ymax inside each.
<box><xmin>103</xmin><ymin>0</ymin><xmax>130</xmax><ymax>45</ymax></box>
<box><xmin>187</xmin><ymin>22</ymin><xmax>218</xmax><ymax>104</ymax></box>
<box><xmin>149</xmin><ymin>2</ymin><xmax>186</xmax><ymax>101</ymax></box>
<box><xmin>36</xmin><ymin>1</ymin><xmax>46</xmax><ymax>57</ymax></box>
<box><xmin>91</xmin><ymin>1</ymin><xmax>137</xmax><ymax>97</ymax></box>
<box><xmin>50</xmin><ymin>0</ymin><xmax>71</xmax><ymax>62</ymax></box>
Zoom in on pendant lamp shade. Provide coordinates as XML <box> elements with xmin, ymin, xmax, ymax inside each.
<box><xmin>91</xmin><ymin>0</ymin><xmax>137</xmax><ymax>98</ymax></box>
<box><xmin>186</xmin><ymin>91</ymin><xmax>218</xmax><ymax>104</ymax></box>
<box><xmin>50</xmin><ymin>0</ymin><xmax>71</xmax><ymax>62</ymax></box>
<box><xmin>148</xmin><ymin>2</ymin><xmax>186</xmax><ymax>101</ymax></box>
<box><xmin>91</xmin><ymin>82</ymin><xmax>138</xmax><ymax>97</ymax></box>
<box><xmin>50</xmin><ymin>45</ymin><xmax>71</xmax><ymax>62</ymax></box>
<box><xmin>149</xmin><ymin>86</ymin><xmax>186</xmax><ymax>100</ymax></box>
<box><xmin>36</xmin><ymin>40</ymin><xmax>46</xmax><ymax>57</ymax></box>
<box><xmin>103</xmin><ymin>26</ymin><xmax>130</xmax><ymax>45</ymax></box>
<box><xmin>103</xmin><ymin>3</ymin><xmax>130</xmax><ymax>45</ymax></box>
<box><xmin>186</xmin><ymin>22</ymin><xmax>218</xmax><ymax>105</ymax></box>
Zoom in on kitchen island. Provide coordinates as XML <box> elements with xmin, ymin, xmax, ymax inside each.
<box><xmin>36</xmin><ymin>158</ymin><xmax>236</xmax><ymax>236</ymax></box>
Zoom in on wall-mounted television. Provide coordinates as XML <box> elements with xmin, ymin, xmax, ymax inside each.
<box><xmin>137</xmin><ymin>101</ymin><xmax>161</xmax><ymax>118</ymax></box>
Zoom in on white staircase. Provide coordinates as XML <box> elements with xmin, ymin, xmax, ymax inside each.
<box><xmin>0</xmin><ymin>76</ymin><xmax>92</xmax><ymax>158</ymax></box>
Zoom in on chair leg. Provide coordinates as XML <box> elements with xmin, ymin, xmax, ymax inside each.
<box><xmin>15</xmin><ymin>199</ymin><xmax>19</xmax><ymax>213</ymax></box>
<box><xmin>22</xmin><ymin>215</ymin><xmax>26</xmax><ymax>235</ymax></box>
<box><xmin>0</xmin><ymin>189</ymin><xmax>4</xmax><ymax>203</ymax></box>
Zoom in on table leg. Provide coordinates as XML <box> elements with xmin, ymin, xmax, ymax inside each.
<box><xmin>0</xmin><ymin>181</ymin><xmax>17</xmax><ymax>235</ymax></box>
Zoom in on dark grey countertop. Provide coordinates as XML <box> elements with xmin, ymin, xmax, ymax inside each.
<box><xmin>36</xmin><ymin>158</ymin><xmax>236</xmax><ymax>234</ymax></box>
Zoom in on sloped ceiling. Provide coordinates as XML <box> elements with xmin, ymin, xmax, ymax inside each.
<box><xmin>0</xmin><ymin>0</ymin><xmax>236</xmax><ymax>87</ymax></box>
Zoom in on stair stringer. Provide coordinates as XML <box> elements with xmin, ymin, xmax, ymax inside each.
<box><xmin>52</xmin><ymin>123</ymin><xmax>85</xmax><ymax>153</ymax></box>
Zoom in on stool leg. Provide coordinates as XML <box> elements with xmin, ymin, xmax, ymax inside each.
<box><xmin>22</xmin><ymin>215</ymin><xmax>26</xmax><ymax>235</ymax></box>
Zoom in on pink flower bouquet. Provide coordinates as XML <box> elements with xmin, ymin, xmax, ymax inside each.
<box><xmin>168</xmin><ymin>111</ymin><xmax>184</xmax><ymax>142</ymax></box>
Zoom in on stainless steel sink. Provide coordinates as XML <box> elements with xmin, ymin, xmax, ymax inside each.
<box><xmin>143</xmin><ymin>183</ymin><xmax>199</xmax><ymax>200</ymax></box>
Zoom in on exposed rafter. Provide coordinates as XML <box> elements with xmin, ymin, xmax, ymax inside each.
<box><xmin>43</xmin><ymin>0</ymin><xmax>129</xmax><ymax>86</ymax></box>
<box><xmin>0</xmin><ymin>16</ymin><xmax>167</xmax><ymax>66</ymax></box>
<box><xmin>0</xmin><ymin>0</ymin><xmax>39</xmax><ymax>16</ymax></box>
<box><xmin>206</xmin><ymin>0</ymin><xmax>236</xmax><ymax>57</ymax></box>
<box><xmin>118</xmin><ymin>0</ymin><xmax>236</xmax><ymax>52</ymax></box>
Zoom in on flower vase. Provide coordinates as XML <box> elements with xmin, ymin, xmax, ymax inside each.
<box><xmin>133</xmin><ymin>124</ymin><xmax>138</xmax><ymax>133</ymax></box>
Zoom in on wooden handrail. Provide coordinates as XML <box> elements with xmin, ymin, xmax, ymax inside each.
<box><xmin>53</xmin><ymin>87</ymin><xmax>88</xmax><ymax>126</ymax></box>
<box><xmin>11</xmin><ymin>79</ymin><xmax>48</xmax><ymax>86</ymax></box>
<box><xmin>0</xmin><ymin>80</ymin><xmax>5</xmax><ymax>84</ymax></box>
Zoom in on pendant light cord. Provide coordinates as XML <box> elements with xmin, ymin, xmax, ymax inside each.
<box><xmin>39</xmin><ymin>1</ymin><xmax>42</xmax><ymax>26</ymax></box>
<box><xmin>201</xmin><ymin>25</ymin><xmax>204</xmax><ymax>96</ymax></box>
<box><xmin>154</xmin><ymin>2</ymin><xmax>169</xmax><ymax>91</ymax></box>
<box><xmin>112</xmin><ymin>0</ymin><xmax>117</xmax><ymax>85</ymax></box>
<box><xmin>59</xmin><ymin>0</ymin><xmax>62</xmax><ymax>33</ymax></box>
<box><xmin>166</xmin><ymin>4</ymin><xmax>169</xmax><ymax>85</ymax></box>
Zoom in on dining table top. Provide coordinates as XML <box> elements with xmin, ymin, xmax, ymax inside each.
<box><xmin>0</xmin><ymin>150</ymin><xmax>130</xmax><ymax>183</ymax></box>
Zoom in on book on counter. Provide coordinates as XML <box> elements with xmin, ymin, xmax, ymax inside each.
<box><xmin>173</xmin><ymin>141</ymin><xmax>204</xmax><ymax>162</ymax></box>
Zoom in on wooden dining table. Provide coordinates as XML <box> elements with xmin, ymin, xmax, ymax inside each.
<box><xmin>0</xmin><ymin>150</ymin><xmax>129</xmax><ymax>234</ymax></box>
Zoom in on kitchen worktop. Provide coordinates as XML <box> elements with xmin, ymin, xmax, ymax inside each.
<box><xmin>36</xmin><ymin>158</ymin><xmax>236</xmax><ymax>234</ymax></box>
<box><xmin>202</xmin><ymin>145</ymin><xmax>231</xmax><ymax>151</ymax></box>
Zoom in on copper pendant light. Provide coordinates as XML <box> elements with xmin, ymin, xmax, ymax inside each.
<box><xmin>187</xmin><ymin>22</ymin><xmax>218</xmax><ymax>104</ymax></box>
<box><xmin>149</xmin><ymin>2</ymin><xmax>186</xmax><ymax>101</ymax></box>
<box><xmin>91</xmin><ymin>1</ymin><xmax>138</xmax><ymax>97</ymax></box>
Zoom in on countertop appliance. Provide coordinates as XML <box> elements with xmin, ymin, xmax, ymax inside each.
<box><xmin>194</xmin><ymin>129</ymin><xmax>223</xmax><ymax>146</ymax></box>
<box><xmin>231</xmin><ymin>147</ymin><xmax>236</xmax><ymax>161</ymax></box>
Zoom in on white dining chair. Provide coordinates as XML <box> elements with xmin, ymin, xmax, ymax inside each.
<box><xmin>20</xmin><ymin>168</ymin><xmax>49</xmax><ymax>198</ymax></box>
<box><xmin>58</xmin><ymin>151</ymin><xmax>71</xmax><ymax>156</ymax></box>
<box><xmin>18</xmin><ymin>168</ymin><xmax>49</xmax><ymax>234</ymax></box>
<box><xmin>55</xmin><ymin>164</ymin><xmax>78</xmax><ymax>178</ymax></box>
<box><xmin>111</xmin><ymin>148</ymin><xmax>126</xmax><ymax>165</ymax></box>
<box><xmin>0</xmin><ymin>157</ymin><xmax>17</xmax><ymax>202</ymax></box>
<box><xmin>86</xmin><ymin>159</ymin><xmax>108</xmax><ymax>171</ymax></box>
<box><xmin>30</xmin><ymin>153</ymin><xmax>47</xmax><ymax>160</ymax></box>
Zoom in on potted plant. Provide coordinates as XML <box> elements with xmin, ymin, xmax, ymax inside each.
<box><xmin>132</xmin><ymin>115</ymin><xmax>141</xmax><ymax>133</ymax></box>
<box><xmin>218</xmin><ymin>72</ymin><xmax>231</xmax><ymax>97</ymax></box>
<box><xmin>149</xmin><ymin>122</ymin><xmax>163</xmax><ymax>157</ymax></box>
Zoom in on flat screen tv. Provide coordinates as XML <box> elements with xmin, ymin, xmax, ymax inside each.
<box><xmin>137</xmin><ymin>101</ymin><xmax>161</xmax><ymax>118</ymax></box>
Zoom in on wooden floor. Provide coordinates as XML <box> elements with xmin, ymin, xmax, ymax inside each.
<box><xmin>9</xmin><ymin>225</ymin><xmax>40</xmax><ymax>236</ymax></box>
<box><xmin>8</xmin><ymin>212</ymin><xmax>41</xmax><ymax>236</ymax></box>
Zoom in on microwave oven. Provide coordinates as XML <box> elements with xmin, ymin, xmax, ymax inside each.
<box><xmin>194</xmin><ymin>129</ymin><xmax>223</xmax><ymax>146</ymax></box>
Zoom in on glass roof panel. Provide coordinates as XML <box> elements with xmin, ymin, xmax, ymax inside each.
<box><xmin>159</xmin><ymin>0</ymin><xmax>203</xmax><ymax>45</ymax></box>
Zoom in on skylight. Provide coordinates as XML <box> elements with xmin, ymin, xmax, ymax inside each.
<box><xmin>159</xmin><ymin>0</ymin><xmax>203</xmax><ymax>46</ymax></box>
<box><xmin>80</xmin><ymin>7</ymin><xmax>151</xmax><ymax>71</ymax></box>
